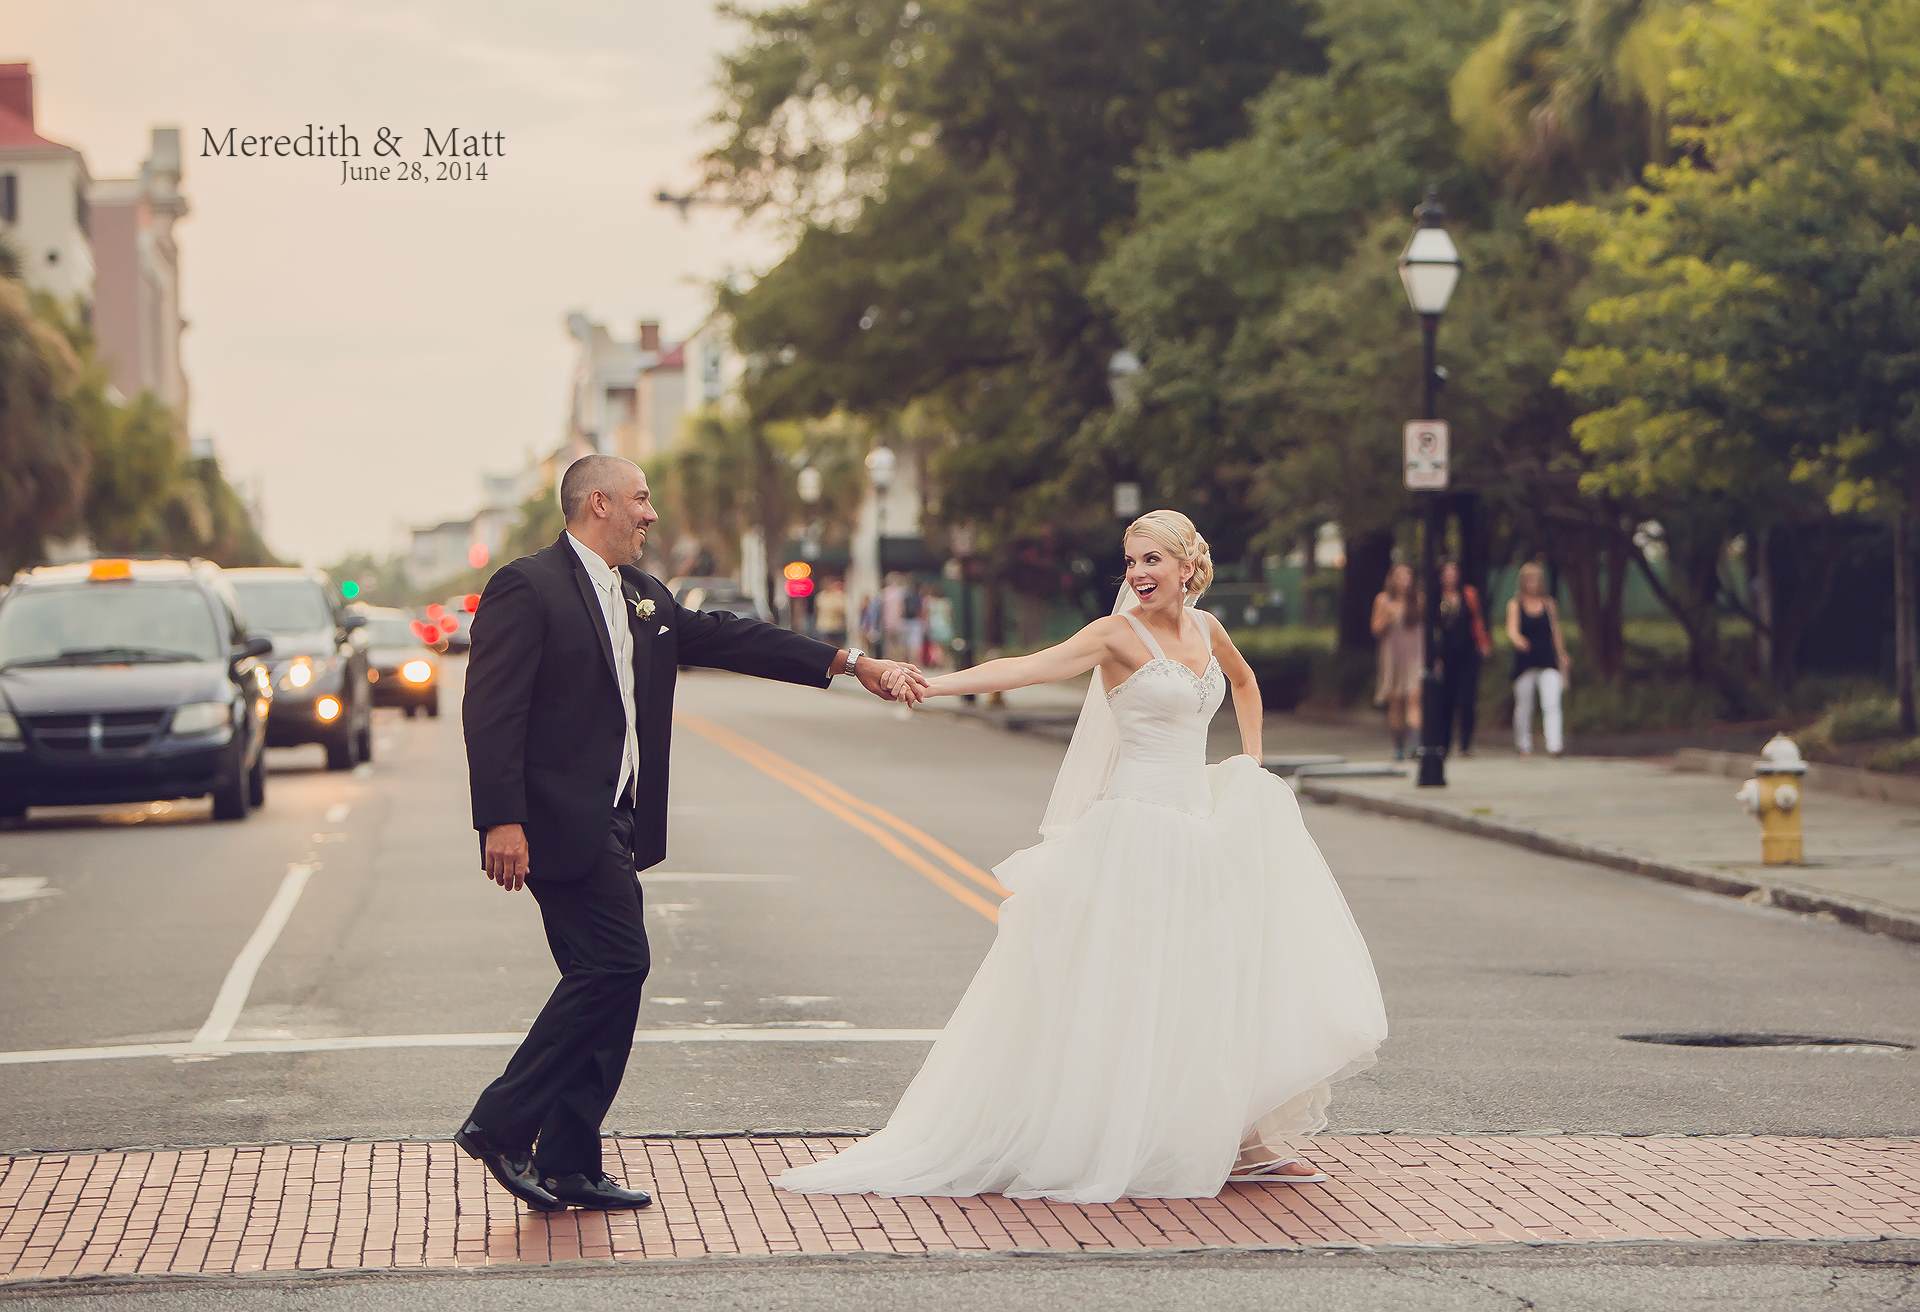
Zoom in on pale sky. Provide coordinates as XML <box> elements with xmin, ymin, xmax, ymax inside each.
<box><xmin>10</xmin><ymin>1</ymin><xmax>781</xmax><ymax>564</ymax></box>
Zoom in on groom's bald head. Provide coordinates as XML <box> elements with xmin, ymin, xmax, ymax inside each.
<box><xmin>560</xmin><ymin>454</ymin><xmax>657</xmax><ymax>566</ymax></box>
<box><xmin>560</xmin><ymin>454</ymin><xmax>640</xmax><ymax>523</ymax></box>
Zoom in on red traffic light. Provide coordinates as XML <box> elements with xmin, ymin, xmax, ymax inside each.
<box><xmin>438</xmin><ymin>616</ymin><xmax>459</xmax><ymax>636</ymax></box>
<box><xmin>462</xmin><ymin>593</ymin><xmax>480</xmax><ymax>613</ymax></box>
<box><xmin>785</xmin><ymin>577</ymin><xmax>815</xmax><ymax>599</ymax></box>
<box><xmin>426</xmin><ymin>602</ymin><xmax>446</xmax><ymax>620</ymax></box>
<box><xmin>410</xmin><ymin>620</ymin><xmax>430</xmax><ymax>641</ymax></box>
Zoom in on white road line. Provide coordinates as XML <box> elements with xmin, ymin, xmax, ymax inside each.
<box><xmin>0</xmin><ymin>1029</ymin><xmax>942</xmax><ymax>1067</ymax></box>
<box><xmin>0</xmin><ymin>876</ymin><xmax>58</xmax><ymax>903</ymax></box>
<box><xmin>188</xmin><ymin>862</ymin><xmax>317</xmax><ymax>1051</ymax></box>
<box><xmin>324</xmin><ymin>803</ymin><xmax>351</xmax><ymax>825</ymax></box>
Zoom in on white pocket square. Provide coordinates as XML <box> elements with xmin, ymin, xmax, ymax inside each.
<box><xmin>657</xmin><ymin>625</ymin><xmax>671</xmax><ymax>634</ymax></box>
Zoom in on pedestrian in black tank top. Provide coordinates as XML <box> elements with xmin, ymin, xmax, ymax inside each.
<box><xmin>1504</xmin><ymin>563</ymin><xmax>1571</xmax><ymax>756</ymax></box>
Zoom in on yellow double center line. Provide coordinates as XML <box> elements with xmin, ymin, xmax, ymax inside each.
<box><xmin>676</xmin><ymin>714</ymin><xmax>1007</xmax><ymax>923</ymax></box>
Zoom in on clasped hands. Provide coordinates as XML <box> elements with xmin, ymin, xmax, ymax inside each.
<box><xmin>855</xmin><ymin>656</ymin><xmax>931</xmax><ymax>707</ymax></box>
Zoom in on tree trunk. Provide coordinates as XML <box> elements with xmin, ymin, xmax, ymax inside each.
<box><xmin>1339</xmin><ymin>528</ymin><xmax>1394</xmax><ymax>656</ymax></box>
<box><xmin>1896</xmin><ymin>508</ymin><xmax>1916</xmax><ymax>734</ymax></box>
<box><xmin>1556</xmin><ymin>514</ymin><xmax>1630</xmax><ymax>682</ymax></box>
<box><xmin>1750</xmin><ymin>526</ymin><xmax>1774</xmax><ymax>683</ymax></box>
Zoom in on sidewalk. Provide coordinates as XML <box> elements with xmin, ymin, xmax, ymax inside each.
<box><xmin>1297</xmin><ymin>756</ymin><xmax>1920</xmax><ymax>945</ymax></box>
<box><xmin>3</xmin><ymin>1133</ymin><xmax>1915</xmax><ymax>1282</ymax></box>
<box><xmin>862</xmin><ymin>679</ymin><xmax>1920</xmax><ymax>944</ymax></box>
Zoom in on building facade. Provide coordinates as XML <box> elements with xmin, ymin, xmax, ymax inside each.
<box><xmin>561</xmin><ymin>313</ymin><xmax>688</xmax><ymax>466</ymax></box>
<box><xmin>89</xmin><ymin>127</ymin><xmax>190</xmax><ymax>435</ymax></box>
<box><xmin>0</xmin><ymin>63</ymin><xmax>93</xmax><ymax>312</ymax></box>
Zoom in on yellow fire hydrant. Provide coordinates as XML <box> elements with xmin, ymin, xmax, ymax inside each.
<box><xmin>1735</xmin><ymin>734</ymin><xmax>1807</xmax><ymax>865</ymax></box>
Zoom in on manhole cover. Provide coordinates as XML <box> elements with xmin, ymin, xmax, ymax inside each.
<box><xmin>1622</xmin><ymin>1032</ymin><xmax>1911</xmax><ymax>1055</ymax></box>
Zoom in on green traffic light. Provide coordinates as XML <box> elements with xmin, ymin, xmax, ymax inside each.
<box><xmin>341</xmin><ymin>579</ymin><xmax>362</xmax><ymax>600</ymax></box>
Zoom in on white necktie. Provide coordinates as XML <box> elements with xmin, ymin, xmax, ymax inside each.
<box><xmin>602</xmin><ymin>577</ymin><xmax>637</xmax><ymax>800</ymax></box>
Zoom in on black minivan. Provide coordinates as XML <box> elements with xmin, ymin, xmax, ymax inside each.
<box><xmin>0</xmin><ymin>558</ymin><xmax>275</xmax><ymax>821</ymax></box>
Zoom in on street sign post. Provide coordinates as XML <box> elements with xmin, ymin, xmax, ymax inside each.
<box><xmin>1404</xmin><ymin>420</ymin><xmax>1450</xmax><ymax>491</ymax></box>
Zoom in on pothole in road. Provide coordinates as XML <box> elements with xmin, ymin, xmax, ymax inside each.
<box><xmin>1622</xmin><ymin>1032</ymin><xmax>1912</xmax><ymax>1055</ymax></box>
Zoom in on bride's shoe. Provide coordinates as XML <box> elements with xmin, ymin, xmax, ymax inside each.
<box><xmin>1228</xmin><ymin>1156</ymin><xmax>1328</xmax><ymax>1184</ymax></box>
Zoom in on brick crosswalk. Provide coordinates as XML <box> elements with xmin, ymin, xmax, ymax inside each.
<box><xmin>2</xmin><ymin>1134</ymin><xmax>1916</xmax><ymax>1282</ymax></box>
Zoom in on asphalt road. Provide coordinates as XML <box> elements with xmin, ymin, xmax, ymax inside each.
<box><xmin>3</xmin><ymin>658</ymin><xmax>1918</xmax><ymax>1305</ymax></box>
<box><xmin>2</xmin><ymin>662</ymin><xmax>1916</xmax><ymax>1157</ymax></box>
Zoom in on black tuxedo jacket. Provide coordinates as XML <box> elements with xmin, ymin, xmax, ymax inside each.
<box><xmin>463</xmin><ymin>533</ymin><xmax>839</xmax><ymax>880</ymax></box>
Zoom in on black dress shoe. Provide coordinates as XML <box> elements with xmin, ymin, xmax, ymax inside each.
<box><xmin>454</xmin><ymin>1121</ymin><xmax>565</xmax><ymax>1212</ymax></box>
<box><xmin>541</xmin><ymin>1171</ymin><xmax>654</xmax><ymax>1210</ymax></box>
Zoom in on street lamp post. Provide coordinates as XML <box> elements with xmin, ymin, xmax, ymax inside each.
<box><xmin>864</xmin><ymin>446</ymin><xmax>896</xmax><ymax>635</ymax></box>
<box><xmin>1397</xmin><ymin>188</ymin><xmax>1463</xmax><ymax>789</ymax></box>
<box><xmin>796</xmin><ymin>464</ymin><xmax>822</xmax><ymax>634</ymax></box>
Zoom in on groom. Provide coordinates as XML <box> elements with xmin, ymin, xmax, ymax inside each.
<box><xmin>456</xmin><ymin>453</ymin><xmax>926</xmax><ymax>1211</ymax></box>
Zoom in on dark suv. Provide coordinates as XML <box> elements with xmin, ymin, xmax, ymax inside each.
<box><xmin>0</xmin><ymin>558</ymin><xmax>274</xmax><ymax>822</ymax></box>
<box><xmin>228</xmin><ymin>568</ymin><xmax>372</xmax><ymax>770</ymax></box>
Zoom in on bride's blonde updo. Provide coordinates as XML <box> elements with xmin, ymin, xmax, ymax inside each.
<box><xmin>1124</xmin><ymin>509</ymin><xmax>1214</xmax><ymax>602</ymax></box>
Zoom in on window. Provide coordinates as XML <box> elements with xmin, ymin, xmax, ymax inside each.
<box><xmin>0</xmin><ymin>174</ymin><xmax>15</xmax><ymax>224</ymax></box>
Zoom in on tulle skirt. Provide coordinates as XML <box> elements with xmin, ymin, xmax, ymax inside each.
<box><xmin>775</xmin><ymin>755</ymin><xmax>1389</xmax><ymax>1202</ymax></box>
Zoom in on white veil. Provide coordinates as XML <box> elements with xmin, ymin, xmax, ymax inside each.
<box><xmin>1037</xmin><ymin>583</ymin><xmax>1140</xmax><ymax>839</ymax></box>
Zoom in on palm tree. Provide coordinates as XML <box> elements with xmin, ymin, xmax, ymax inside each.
<box><xmin>1450</xmin><ymin>0</ymin><xmax>1682</xmax><ymax>200</ymax></box>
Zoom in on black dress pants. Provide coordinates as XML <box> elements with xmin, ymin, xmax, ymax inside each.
<box><xmin>469</xmin><ymin>799</ymin><xmax>649</xmax><ymax>1178</ymax></box>
<box><xmin>1437</xmin><ymin>653</ymin><xmax>1481</xmax><ymax>753</ymax></box>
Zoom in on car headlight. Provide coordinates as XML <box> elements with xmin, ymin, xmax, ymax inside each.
<box><xmin>401</xmin><ymin>659</ymin><xmax>433</xmax><ymax>685</ymax></box>
<box><xmin>171</xmin><ymin>701</ymin><xmax>233</xmax><ymax>735</ymax></box>
<box><xmin>0</xmin><ymin>710</ymin><xmax>19</xmax><ymax>743</ymax></box>
<box><xmin>281</xmin><ymin>655</ymin><xmax>342</xmax><ymax>691</ymax></box>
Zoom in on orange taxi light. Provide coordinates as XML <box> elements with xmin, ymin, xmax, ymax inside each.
<box><xmin>89</xmin><ymin>559</ymin><xmax>133</xmax><ymax>581</ymax></box>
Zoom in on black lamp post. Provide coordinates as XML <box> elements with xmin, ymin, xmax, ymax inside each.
<box><xmin>1397</xmin><ymin>189</ymin><xmax>1463</xmax><ymax>788</ymax></box>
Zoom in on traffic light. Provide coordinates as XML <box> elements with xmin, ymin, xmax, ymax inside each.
<box><xmin>462</xmin><ymin>593</ymin><xmax>480</xmax><ymax>613</ymax></box>
<box><xmin>340</xmin><ymin>579</ymin><xmax>361</xmax><ymax>601</ymax></box>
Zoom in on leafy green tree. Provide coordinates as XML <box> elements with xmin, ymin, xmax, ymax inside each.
<box><xmin>0</xmin><ymin>277</ymin><xmax>88</xmax><ymax>572</ymax></box>
<box><xmin>707</xmin><ymin>0</ymin><xmax>1326</xmax><ymax>580</ymax></box>
<box><xmin>1450</xmin><ymin>0</ymin><xmax>1682</xmax><ymax>202</ymax></box>
<box><xmin>1534</xmin><ymin>0</ymin><xmax>1920</xmax><ymax>721</ymax></box>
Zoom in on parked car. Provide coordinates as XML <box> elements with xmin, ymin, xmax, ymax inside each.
<box><xmin>359</xmin><ymin>607</ymin><xmax>440</xmax><ymax>717</ymax></box>
<box><xmin>681</xmin><ymin>586</ymin><xmax>775</xmax><ymax>624</ymax></box>
<box><xmin>668</xmin><ymin>575</ymin><xmax>736</xmax><ymax>606</ymax></box>
<box><xmin>227</xmin><ymin>567</ymin><xmax>372</xmax><ymax>770</ymax></box>
<box><xmin>0</xmin><ymin>558</ymin><xmax>274</xmax><ymax>822</ymax></box>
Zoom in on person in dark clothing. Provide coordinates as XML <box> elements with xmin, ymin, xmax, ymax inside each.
<box><xmin>1432</xmin><ymin>560</ymin><xmax>1493</xmax><ymax>756</ymax></box>
<box><xmin>1505</xmin><ymin>562</ymin><xmax>1572</xmax><ymax>756</ymax></box>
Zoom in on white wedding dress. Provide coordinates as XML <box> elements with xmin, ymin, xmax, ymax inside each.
<box><xmin>777</xmin><ymin>609</ymin><xmax>1389</xmax><ymax>1202</ymax></box>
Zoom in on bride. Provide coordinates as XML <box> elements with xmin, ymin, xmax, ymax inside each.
<box><xmin>777</xmin><ymin>510</ymin><xmax>1389</xmax><ymax>1203</ymax></box>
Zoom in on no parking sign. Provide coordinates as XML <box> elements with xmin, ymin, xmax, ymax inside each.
<box><xmin>1404</xmin><ymin>420</ymin><xmax>1450</xmax><ymax>490</ymax></box>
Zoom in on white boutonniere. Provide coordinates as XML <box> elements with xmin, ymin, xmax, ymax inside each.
<box><xmin>632</xmin><ymin>597</ymin><xmax>655</xmax><ymax>620</ymax></box>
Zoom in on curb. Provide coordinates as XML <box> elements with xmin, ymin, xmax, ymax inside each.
<box><xmin>1673</xmin><ymin>748</ymin><xmax>1920</xmax><ymax>809</ymax></box>
<box><xmin>1294</xmin><ymin>780</ymin><xmax>1920</xmax><ymax>947</ymax></box>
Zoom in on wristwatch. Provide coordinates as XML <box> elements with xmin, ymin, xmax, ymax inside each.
<box><xmin>841</xmin><ymin>648</ymin><xmax>864</xmax><ymax>677</ymax></box>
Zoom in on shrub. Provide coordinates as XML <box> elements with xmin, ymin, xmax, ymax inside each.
<box><xmin>1802</xmin><ymin>697</ymin><xmax>1902</xmax><ymax>752</ymax></box>
<box><xmin>1866</xmin><ymin>738</ymin><xmax>1920</xmax><ymax>774</ymax></box>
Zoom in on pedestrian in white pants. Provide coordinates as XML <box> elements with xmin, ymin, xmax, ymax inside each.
<box><xmin>1505</xmin><ymin>563</ymin><xmax>1572</xmax><ymax>756</ymax></box>
<box><xmin>1512</xmin><ymin>666</ymin><xmax>1564</xmax><ymax>755</ymax></box>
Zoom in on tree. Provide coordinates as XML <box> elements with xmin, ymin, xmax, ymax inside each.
<box><xmin>1450</xmin><ymin>0</ymin><xmax>1683</xmax><ymax>203</ymax></box>
<box><xmin>707</xmin><ymin>0</ymin><xmax>1327</xmax><ymax>573</ymax></box>
<box><xmin>1534</xmin><ymin>0</ymin><xmax>1920</xmax><ymax>721</ymax></box>
<box><xmin>0</xmin><ymin>276</ymin><xmax>88</xmax><ymax>572</ymax></box>
<box><xmin>1091</xmin><ymin>0</ymin><xmax>1511</xmax><ymax>650</ymax></box>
